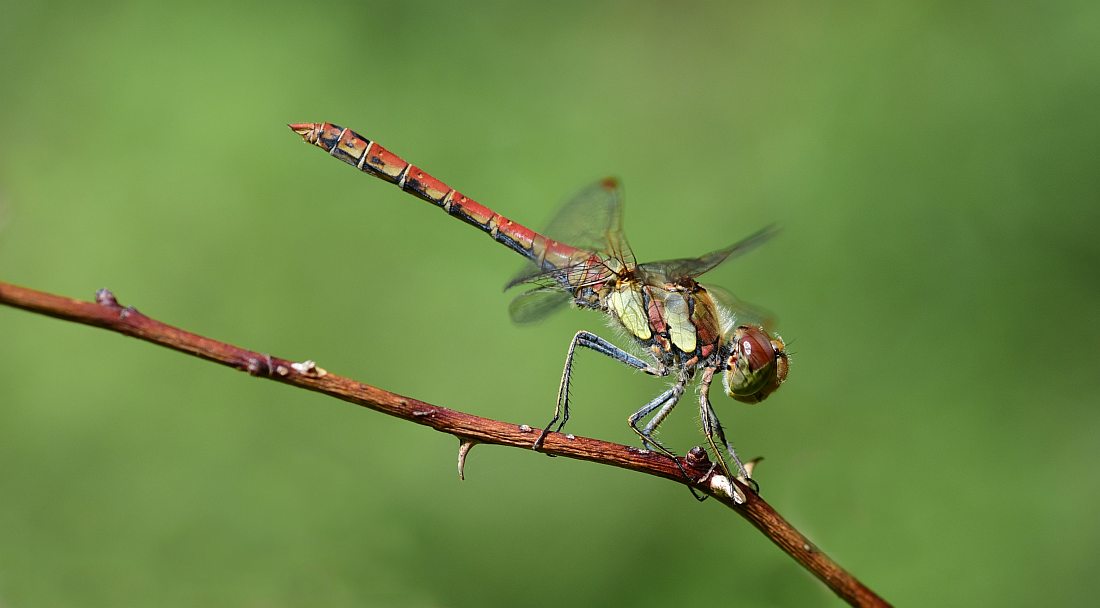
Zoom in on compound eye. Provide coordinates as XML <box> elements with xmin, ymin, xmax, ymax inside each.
<box><xmin>739</xmin><ymin>327</ymin><xmax>776</xmax><ymax>373</ymax></box>
<box><xmin>724</xmin><ymin>325</ymin><xmax>786</xmax><ymax>403</ymax></box>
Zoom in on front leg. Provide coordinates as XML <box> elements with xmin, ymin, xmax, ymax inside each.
<box><xmin>532</xmin><ymin>330</ymin><xmax>666</xmax><ymax>450</ymax></box>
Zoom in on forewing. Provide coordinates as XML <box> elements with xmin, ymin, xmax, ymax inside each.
<box><xmin>508</xmin><ymin>286</ymin><xmax>573</xmax><ymax>324</ymax></box>
<box><xmin>640</xmin><ymin>224</ymin><xmax>777</xmax><ymax>281</ymax></box>
<box><xmin>506</xmin><ymin>178</ymin><xmax>634</xmax><ymax>289</ymax></box>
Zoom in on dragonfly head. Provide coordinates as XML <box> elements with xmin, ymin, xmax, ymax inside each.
<box><xmin>722</xmin><ymin>326</ymin><xmax>789</xmax><ymax>403</ymax></box>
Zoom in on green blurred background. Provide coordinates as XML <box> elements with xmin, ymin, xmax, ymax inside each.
<box><xmin>1</xmin><ymin>1</ymin><xmax>1098</xmax><ymax>605</ymax></box>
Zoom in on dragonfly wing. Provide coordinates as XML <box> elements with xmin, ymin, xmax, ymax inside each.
<box><xmin>508</xmin><ymin>286</ymin><xmax>573</xmax><ymax>324</ymax></box>
<box><xmin>506</xmin><ymin>178</ymin><xmax>634</xmax><ymax>289</ymax></box>
<box><xmin>704</xmin><ymin>283</ymin><xmax>778</xmax><ymax>331</ymax></box>
<box><xmin>639</xmin><ymin>224</ymin><xmax>778</xmax><ymax>281</ymax></box>
<box><xmin>504</xmin><ymin>261</ymin><xmax>603</xmax><ymax>291</ymax></box>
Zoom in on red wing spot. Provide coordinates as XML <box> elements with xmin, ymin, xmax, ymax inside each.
<box><xmin>601</xmin><ymin>177</ymin><xmax>619</xmax><ymax>189</ymax></box>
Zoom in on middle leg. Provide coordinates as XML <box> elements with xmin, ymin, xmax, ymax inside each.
<box><xmin>628</xmin><ymin>380</ymin><xmax>709</xmax><ymax>501</ymax></box>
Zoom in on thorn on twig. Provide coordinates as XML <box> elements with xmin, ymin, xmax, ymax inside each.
<box><xmin>290</xmin><ymin>359</ymin><xmax>327</xmax><ymax>377</ymax></box>
<box><xmin>737</xmin><ymin>456</ymin><xmax>764</xmax><ymax>495</ymax></box>
<box><xmin>457</xmin><ymin>438</ymin><xmax>478</xmax><ymax>480</ymax></box>
<box><xmin>738</xmin><ymin>456</ymin><xmax>764</xmax><ymax>484</ymax></box>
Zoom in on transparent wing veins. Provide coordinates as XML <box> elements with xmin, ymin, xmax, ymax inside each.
<box><xmin>640</xmin><ymin>224</ymin><xmax>778</xmax><ymax>281</ymax></box>
<box><xmin>506</xmin><ymin>178</ymin><xmax>633</xmax><ymax>289</ymax></box>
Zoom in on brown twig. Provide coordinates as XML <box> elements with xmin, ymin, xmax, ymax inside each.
<box><xmin>0</xmin><ymin>280</ymin><xmax>890</xmax><ymax>607</ymax></box>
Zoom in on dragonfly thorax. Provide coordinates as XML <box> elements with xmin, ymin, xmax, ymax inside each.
<box><xmin>599</xmin><ymin>275</ymin><xmax>726</xmax><ymax>370</ymax></box>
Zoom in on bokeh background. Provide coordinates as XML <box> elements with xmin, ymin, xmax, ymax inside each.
<box><xmin>1</xmin><ymin>1</ymin><xmax>1098</xmax><ymax>605</ymax></box>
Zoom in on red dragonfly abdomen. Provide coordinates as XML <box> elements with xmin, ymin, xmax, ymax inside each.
<box><xmin>291</xmin><ymin>122</ymin><xmax>592</xmax><ymax>278</ymax></box>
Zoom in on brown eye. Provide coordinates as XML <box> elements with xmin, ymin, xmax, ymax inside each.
<box><xmin>739</xmin><ymin>327</ymin><xmax>776</xmax><ymax>372</ymax></box>
<box><xmin>724</xmin><ymin>326</ymin><xmax>788</xmax><ymax>403</ymax></box>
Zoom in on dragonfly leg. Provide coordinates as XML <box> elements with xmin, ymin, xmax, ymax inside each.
<box><xmin>533</xmin><ymin>330</ymin><xmax>666</xmax><ymax>450</ymax></box>
<box><xmin>628</xmin><ymin>380</ymin><xmax>709</xmax><ymax>501</ymax></box>
<box><xmin>627</xmin><ymin>386</ymin><xmax>680</xmax><ymax>450</ymax></box>
<box><xmin>640</xmin><ymin>388</ymin><xmax>683</xmax><ymax>438</ymax></box>
<box><xmin>698</xmin><ymin>366</ymin><xmax>757</xmax><ymax>492</ymax></box>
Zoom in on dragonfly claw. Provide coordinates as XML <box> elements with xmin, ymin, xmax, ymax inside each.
<box><xmin>531</xmin><ymin>427</ymin><xmax>550</xmax><ymax>451</ymax></box>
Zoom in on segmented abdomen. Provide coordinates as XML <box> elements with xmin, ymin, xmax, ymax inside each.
<box><xmin>291</xmin><ymin>122</ymin><xmax>594</xmax><ymax>283</ymax></box>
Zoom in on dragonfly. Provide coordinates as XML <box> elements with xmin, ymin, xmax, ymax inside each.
<box><xmin>289</xmin><ymin>122</ymin><xmax>789</xmax><ymax>494</ymax></box>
